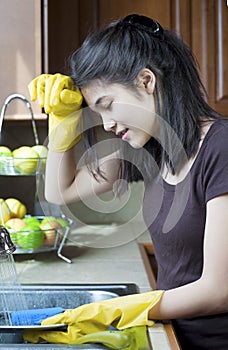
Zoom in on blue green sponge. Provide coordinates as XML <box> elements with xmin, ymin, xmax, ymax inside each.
<box><xmin>11</xmin><ymin>307</ymin><xmax>64</xmax><ymax>325</ymax></box>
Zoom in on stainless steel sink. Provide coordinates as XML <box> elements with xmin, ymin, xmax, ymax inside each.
<box><xmin>0</xmin><ymin>284</ymin><xmax>140</xmax><ymax>349</ymax></box>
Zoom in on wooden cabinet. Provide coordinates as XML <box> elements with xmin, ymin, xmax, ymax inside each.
<box><xmin>97</xmin><ymin>0</ymin><xmax>172</xmax><ymax>27</ymax></box>
<box><xmin>44</xmin><ymin>0</ymin><xmax>100</xmax><ymax>74</ymax></box>
<box><xmin>173</xmin><ymin>0</ymin><xmax>228</xmax><ymax>116</ymax></box>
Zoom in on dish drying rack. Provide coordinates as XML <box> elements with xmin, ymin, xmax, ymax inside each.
<box><xmin>0</xmin><ymin>94</ymin><xmax>73</xmax><ymax>263</ymax></box>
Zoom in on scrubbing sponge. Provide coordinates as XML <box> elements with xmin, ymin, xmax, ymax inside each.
<box><xmin>11</xmin><ymin>307</ymin><xmax>64</xmax><ymax>325</ymax></box>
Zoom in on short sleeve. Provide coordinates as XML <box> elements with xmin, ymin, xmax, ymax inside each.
<box><xmin>203</xmin><ymin>123</ymin><xmax>228</xmax><ymax>202</ymax></box>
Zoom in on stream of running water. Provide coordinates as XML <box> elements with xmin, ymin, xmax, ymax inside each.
<box><xmin>0</xmin><ymin>253</ymin><xmax>28</xmax><ymax>326</ymax></box>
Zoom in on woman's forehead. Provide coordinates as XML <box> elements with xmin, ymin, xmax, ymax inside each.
<box><xmin>81</xmin><ymin>81</ymin><xmax>123</xmax><ymax>103</ymax></box>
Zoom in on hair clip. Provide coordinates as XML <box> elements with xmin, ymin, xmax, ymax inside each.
<box><xmin>123</xmin><ymin>14</ymin><xmax>163</xmax><ymax>38</ymax></box>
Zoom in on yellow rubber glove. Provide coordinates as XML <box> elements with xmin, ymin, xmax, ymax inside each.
<box><xmin>72</xmin><ymin>326</ymin><xmax>149</xmax><ymax>349</ymax></box>
<box><xmin>28</xmin><ymin>73</ymin><xmax>83</xmax><ymax>152</ymax></box>
<box><xmin>23</xmin><ymin>290</ymin><xmax>164</xmax><ymax>344</ymax></box>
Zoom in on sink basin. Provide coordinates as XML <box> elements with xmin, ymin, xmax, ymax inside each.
<box><xmin>0</xmin><ymin>283</ymin><xmax>140</xmax><ymax>349</ymax></box>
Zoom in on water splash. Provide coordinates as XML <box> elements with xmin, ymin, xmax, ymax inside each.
<box><xmin>0</xmin><ymin>254</ymin><xmax>28</xmax><ymax>326</ymax></box>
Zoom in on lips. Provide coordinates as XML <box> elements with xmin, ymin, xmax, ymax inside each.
<box><xmin>117</xmin><ymin>128</ymin><xmax>129</xmax><ymax>140</ymax></box>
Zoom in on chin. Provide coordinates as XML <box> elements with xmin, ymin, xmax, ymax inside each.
<box><xmin>127</xmin><ymin>140</ymin><xmax>144</xmax><ymax>149</ymax></box>
<box><xmin>126</xmin><ymin>132</ymin><xmax>150</xmax><ymax>149</ymax></box>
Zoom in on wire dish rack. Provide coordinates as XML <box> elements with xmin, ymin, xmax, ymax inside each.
<box><xmin>11</xmin><ymin>215</ymin><xmax>74</xmax><ymax>263</ymax></box>
<box><xmin>0</xmin><ymin>94</ymin><xmax>74</xmax><ymax>263</ymax></box>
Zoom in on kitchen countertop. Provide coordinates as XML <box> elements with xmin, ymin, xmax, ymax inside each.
<box><xmin>13</xmin><ymin>223</ymin><xmax>176</xmax><ymax>349</ymax></box>
<box><xmin>14</xmin><ymin>222</ymin><xmax>152</xmax><ymax>291</ymax></box>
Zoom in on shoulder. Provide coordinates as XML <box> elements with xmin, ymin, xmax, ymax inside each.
<box><xmin>201</xmin><ymin>119</ymin><xmax>228</xmax><ymax>201</ymax></box>
<box><xmin>203</xmin><ymin>119</ymin><xmax>228</xmax><ymax>153</ymax></box>
<box><xmin>199</xmin><ymin>119</ymin><xmax>228</xmax><ymax>173</ymax></box>
<box><xmin>205</xmin><ymin>119</ymin><xmax>228</xmax><ymax>140</ymax></box>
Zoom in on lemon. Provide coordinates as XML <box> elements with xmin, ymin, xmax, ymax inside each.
<box><xmin>0</xmin><ymin>198</ymin><xmax>11</xmax><ymax>224</ymax></box>
<box><xmin>5</xmin><ymin>198</ymin><xmax>27</xmax><ymax>219</ymax></box>
<box><xmin>0</xmin><ymin>146</ymin><xmax>12</xmax><ymax>155</ymax></box>
<box><xmin>0</xmin><ymin>146</ymin><xmax>12</xmax><ymax>174</ymax></box>
<box><xmin>31</xmin><ymin>145</ymin><xmax>48</xmax><ymax>172</ymax></box>
<box><xmin>31</xmin><ymin>145</ymin><xmax>48</xmax><ymax>158</ymax></box>
<box><xmin>13</xmin><ymin>146</ymin><xmax>39</xmax><ymax>175</ymax></box>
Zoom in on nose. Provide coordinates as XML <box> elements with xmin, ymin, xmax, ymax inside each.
<box><xmin>102</xmin><ymin>117</ymin><xmax>116</xmax><ymax>132</ymax></box>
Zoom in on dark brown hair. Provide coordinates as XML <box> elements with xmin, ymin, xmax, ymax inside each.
<box><xmin>70</xmin><ymin>14</ymin><xmax>220</xmax><ymax>189</ymax></box>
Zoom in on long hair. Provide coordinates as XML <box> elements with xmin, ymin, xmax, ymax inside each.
<box><xmin>70</xmin><ymin>14</ymin><xmax>220</xmax><ymax>188</ymax></box>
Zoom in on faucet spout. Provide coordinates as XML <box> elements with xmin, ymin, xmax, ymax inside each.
<box><xmin>0</xmin><ymin>93</ymin><xmax>39</xmax><ymax>145</ymax></box>
<box><xmin>0</xmin><ymin>226</ymin><xmax>16</xmax><ymax>257</ymax></box>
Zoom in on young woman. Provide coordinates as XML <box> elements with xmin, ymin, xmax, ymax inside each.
<box><xmin>27</xmin><ymin>14</ymin><xmax>228</xmax><ymax>349</ymax></box>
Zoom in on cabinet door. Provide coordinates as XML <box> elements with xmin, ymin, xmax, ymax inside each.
<box><xmin>190</xmin><ymin>0</ymin><xmax>228</xmax><ymax>115</ymax></box>
<box><xmin>0</xmin><ymin>0</ymin><xmax>42</xmax><ymax>116</ymax></box>
<box><xmin>98</xmin><ymin>0</ymin><xmax>171</xmax><ymax>28</ymax></box>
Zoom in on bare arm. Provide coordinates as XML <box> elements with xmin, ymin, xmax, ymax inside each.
<box><xmin>149</xmin><ymin>194</ymin><xmax>228</xmax><ymax>320</ymax></box>
<box><xmin>45</xmin><ymin>147</ymin><xmax>120</xmax><ymax>205</ymax></box>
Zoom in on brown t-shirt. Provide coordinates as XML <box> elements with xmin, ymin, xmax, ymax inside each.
<box><xmin>143</xmin><ymin>119</ymin><xmax>228</xmax><ymax>349</ymax></box>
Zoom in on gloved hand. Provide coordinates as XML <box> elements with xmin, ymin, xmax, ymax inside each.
<box><xmin>28</xmin><ymin>73</ymin><xmax>83</xmax><ymax>152</ymax></box>
<box><xmin>23</xmin><ymin>290</ymin><xmax>164</xmax><ymax>344</ymax></box>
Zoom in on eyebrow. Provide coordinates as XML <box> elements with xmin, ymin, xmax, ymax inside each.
<box><xmin>95</xmin><ymin>95</ymin><xmax>109</xmax><ymax>106</ymax></box>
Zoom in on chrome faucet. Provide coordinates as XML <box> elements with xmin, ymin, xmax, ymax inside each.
<box><xmin>0</xmin><ymin>226</ymin><xmax>16</xmax><ymax>257</ymax></box>
<box><xmin>0</xmin><ymin>93</ymin><xmax>39</xmax><ymax>145</ymax></box>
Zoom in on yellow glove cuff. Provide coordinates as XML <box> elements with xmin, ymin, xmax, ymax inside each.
<box><xmin>48</xmin><ymin>110</ymin><xmax>82</xmax><ymax>152</ymax></box>
<box><xmin>100</xmin><ymin>290</ymin><xmax>164</xmax><ymax>329</ymax></box>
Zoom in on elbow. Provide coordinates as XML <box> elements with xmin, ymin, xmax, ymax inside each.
<box><xmin>199</xmin><ymin>276</ymin><xmax>228</xmax><ymax>315</ymax></box>
<box><xmin>212</xmin><ymin>285</ymin><xmax>228</xmax><ymax>313</ymax></box>
<box><xmin>44</xmin><ymin>188</ymin><xmax>66</xmax><ymax>206</ymax></box>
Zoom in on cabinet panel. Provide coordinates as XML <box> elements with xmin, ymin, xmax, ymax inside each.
<box><xmin>45</xmin><ymin>0</ymin><xmax>101</xmax><ymax>73</ymax></box>
<box><xmin>171</xmin><ymin>0</ymin><xmax>192</xmax><ymax>45</ymax></box>
<box><xmin>98</xmin><ymin>0</ymin><xmax>171</xmax><ymax>28</ymax></box>
<box><xmin>44</xmin><ymin>0</ymin><xmax>80</xmax><ymax>74</ymax></box>
<box><xmin>191</xmin><ymin>0</ymin><xmax>228</xmax><ymax>115</ymax></box>
<box><xmin>191</xmin><ymin>0</ymin><xmax>214</xmax><ymax>99</ymax></box>
<box><xmin>216</xmin><ymin>0</ymin><xmax>228</xmax><ymax>108</ymax></box>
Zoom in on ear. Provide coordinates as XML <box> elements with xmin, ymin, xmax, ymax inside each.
<box><xmin>136</xmin><ymin>68</ymin><xmax>156</xmax><ymax>94</ymax></box>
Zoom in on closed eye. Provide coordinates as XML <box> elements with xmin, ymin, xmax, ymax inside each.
<box><xmin>105</xmin><ymin>101</ymin><xmax>113</xmax><ymax>110</ymax></box>
<box><xmin>94</xmin><ymin>96</ymin><xmax>113</xmax><ymax>112</ymax></box>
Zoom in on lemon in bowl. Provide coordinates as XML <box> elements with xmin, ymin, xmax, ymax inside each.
<box><xmin>13</xmin><ymin>146</ymin><xmax>40</xmax><ymax>175</ymax></box>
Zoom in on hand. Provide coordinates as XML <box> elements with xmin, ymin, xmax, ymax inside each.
<box><xmin>28</xmin><ymin>74</ymin><xmax>83</xmax><ymax>152</ymax></box>
<box><xmin>23</xmin><ymin>290</ymin><xmax>164</xmax><ymax>344</ymax></box>
<box><xmin>28</xmin><ymin>73</ymin><xmax>83</xmax><ymax>116</ymax></box>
